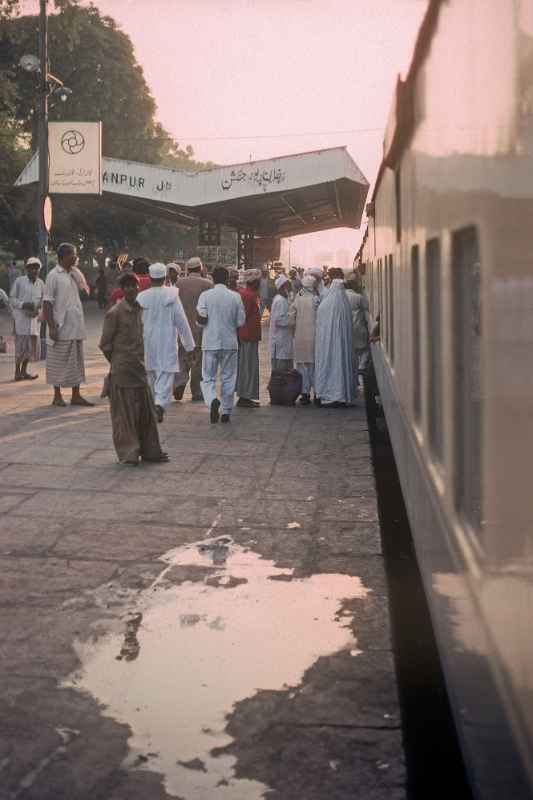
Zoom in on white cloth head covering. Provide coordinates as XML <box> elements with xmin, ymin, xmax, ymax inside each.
<box><xmin>306</xmin><ymin>266</ymin><xmax>323</xmax><ymax>279</ymax></box>
<box><xmin>243</xmin><ymin>268</ymin><xmax>262</xmax><ymax>284</ymax></box>
<box><xmin>26</xmin><ymin>257</ymin><xmax>42</xmax><ymax>269</ymax></box>
<box><xmin>186</xmin><ymin>256</ymin><xmax>203</xmax><ymax>272</ymax></box>
<box><xmin>275</xmin><ymin>275</ymin><xmax>289</xmax><ymax>290</ymax></box>
<box><xmin>149</xmin><ymin>262</ymin><xmax>167</xmax><ymax>280</ymax></box>
<box><xmin>302</xmin><ymin>274</ymin><xmax>316</xmax><ymax>290</ymax></box>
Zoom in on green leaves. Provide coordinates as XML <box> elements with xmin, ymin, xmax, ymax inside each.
<box><xmin>1</xmin><ymin>2</ymin><xmax>214</xmax><ymax>257</ymax></box>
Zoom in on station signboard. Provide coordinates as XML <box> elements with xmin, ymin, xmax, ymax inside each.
<box><xmin>48</xmin><ymin>122</ymin><xmax>102</xmax><ymax>194</ymax></box>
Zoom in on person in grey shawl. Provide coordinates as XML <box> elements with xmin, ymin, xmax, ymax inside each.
<box><xmin>314</xmin><ymin>268</ymin><xmax>356</xmax><ymax>407</ymax></box>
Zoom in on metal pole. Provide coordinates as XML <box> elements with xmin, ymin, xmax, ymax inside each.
<box><xmin>37</xmin><ymin>0</ymin><xmax>49</xmax><ymax>275</ymax></box>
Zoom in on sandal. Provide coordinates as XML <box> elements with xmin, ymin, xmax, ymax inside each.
<box><xmin>142</xmin><ymin>453</ymin><xmax>170</xmax><ymax>463</ymax></box>
<box><xmin>70</xmin><ymin>397</ymin><xmax>95</xmax><ymax>407</ymax></box>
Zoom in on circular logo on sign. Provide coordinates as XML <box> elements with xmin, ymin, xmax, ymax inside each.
<box><xmin>60</xmin><ymin>129</ymin><xmax>85</xmax><ymax>155</ymax></box>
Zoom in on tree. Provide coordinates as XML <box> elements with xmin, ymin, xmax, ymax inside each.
<box><xmin>0</xmin><ymin>2</ymin><xmax>214</xmax><ymax>258</ymax></box>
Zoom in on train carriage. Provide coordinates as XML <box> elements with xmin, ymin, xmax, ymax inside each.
<box><xmin>358</xmin><ymin>2</ymin><xmax>533</xmax><ymax>797</ymax></box>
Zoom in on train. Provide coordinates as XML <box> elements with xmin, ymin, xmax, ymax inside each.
<box><xmin>356</xmin><ymin>2</ymin><xmax>533</xmax><ymax>797</ymax></box>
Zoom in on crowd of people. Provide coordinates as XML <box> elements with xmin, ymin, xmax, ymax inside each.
<box><xmin>0</xmin><ymin>246</ymin><xmax>370</xmax><ymax>466</ymax></box>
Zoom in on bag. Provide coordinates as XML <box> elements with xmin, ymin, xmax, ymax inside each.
<box><xmin>267</xmin><ymin>369</ymin><xmax>302</xmax><ymax>406</ymax></box>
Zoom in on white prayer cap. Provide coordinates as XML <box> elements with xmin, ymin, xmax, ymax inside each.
<box><xmin>166</xmin><ymin>262</ymin><xmax>181</xmax><ymax>272</ymax></box>
<box><xmin>186</xmin><ymin>256</ymin><xmax>203</xmax><ymax>272</ymax></box>
<box><xmin>243</xmin><ymin>268</ymin><xmax>261</xmax><ymax>284</ymax></box>
<box><xmin>306</xmin><ymin>266</ymin><xmax>323</xmax><ymax>279</ymax></box>
<box><xmin>302</xmin><ymin>274</ymin><xmax>316</xmax><ymax>289</ymax></box>
<box><xmin>275</xmin><ymin>274</ymin><xmax>289</xmax><ymax>290</ymax></box>
<box><xmin>149</xmin><ymin>262</ymin><xmax>167</xmax><ymax>279</ymax></box>
<box><xmin>26</xmin><ymin>257</ymin><xmax>42</xmax><ymax>269</ymax></box>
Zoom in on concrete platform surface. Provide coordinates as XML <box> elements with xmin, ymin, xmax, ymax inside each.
<box><xmin>0</xmin><ymin>304</ymin><xmax>405</xmax><ymax>800</ymax></box>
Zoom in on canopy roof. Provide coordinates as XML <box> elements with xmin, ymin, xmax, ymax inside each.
<box><xmin>15</xmin><ymin>146</ymin><xmax>369</xmax><ymax>237</ymax></box>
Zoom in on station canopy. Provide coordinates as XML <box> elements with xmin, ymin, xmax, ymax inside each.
<box><xmin>15</xmin><ymin>146</ymin><xmax>369</xmax><ymax>239</ymax></box>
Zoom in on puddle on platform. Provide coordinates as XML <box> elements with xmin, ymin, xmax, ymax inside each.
<box><xmin>64</xmin><ymin>534</ymin><xmax>369</xmax><ymax>799</ymax></box>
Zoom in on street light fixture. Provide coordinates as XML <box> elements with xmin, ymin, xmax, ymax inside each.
<box><xmin>18</xmin><ymin>54</ymin><xmax>39</xmax><ymax>73</ymax></box>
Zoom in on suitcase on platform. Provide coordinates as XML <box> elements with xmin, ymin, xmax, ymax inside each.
<box><xmin>267</xmin><ymin>369</ymin><xmax>302</xmax><ymax>406</ymax></box>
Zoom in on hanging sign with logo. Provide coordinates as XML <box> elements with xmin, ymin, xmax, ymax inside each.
<box><xmin>48</xmin><ymin>121</ymin><xmax>102</xmax><ymax>194</ymax></box>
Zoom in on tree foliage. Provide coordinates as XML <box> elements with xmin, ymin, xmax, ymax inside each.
<box><xmin>0</xmin><ymin>2</ymin><xmax>214</xmax><ymax>259</ymax></box>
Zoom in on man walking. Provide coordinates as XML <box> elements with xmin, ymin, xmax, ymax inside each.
<box><xmin>137</xmin><ymin>262</ymin><xmax>195</xmax><ymax>423</ymax></box>
<box><xmin>10</xmin><ymin>257</ymin><xmax>45</xmax><ymax>382</ymax></box>
<box><xmin>314</xmin><ymin>268</ymin><xmax>355</xmax><ymax>407</ymax></box>
<box><xmin>288</xmin><ymin>274</ymin><xmax>318</xmax><ymax>405</ymax></box>
<box><xmin>99</xmin><ymin>272</ymin><xmax>168</xmax><ymax>466</ymax></box>
<box><xmin>174</xmin><ymin>256</ymin><xmax>211</xmax><ymax>402</ymax></box>
<box><xmin>236</xmin><ymin>269</ymin><xmax>262</xmax><ymax>408</ymax></box>
<box><xmin>42</xmin><ymin>242</ymin><xmax>93</xmax><ymax>407</ymax></box>
<box><xmin>196</xmin><ymin>266</ymin><xmax>245</xmax><ymax>424</ymax></box>
<box><xmin>269</xmin><ymin>274</ymin><xmax>294</xmax><ymax>371</ymax></box>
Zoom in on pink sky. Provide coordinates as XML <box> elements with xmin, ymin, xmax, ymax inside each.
<box><xmin>25</xmin><ymin>0</ymin><xmax>428</xmax><ymax>263</ymax></box>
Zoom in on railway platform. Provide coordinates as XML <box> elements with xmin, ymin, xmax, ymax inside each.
<box><xmin>0</xmin><ymin>304</ymin><xmax>404</xmax><ymax>800</ymax></box>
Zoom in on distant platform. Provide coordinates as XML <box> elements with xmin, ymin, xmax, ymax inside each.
<box><xmin>15</xmin><ymin>146</ymin><xmax>369</xmax><ymax>237</ymax></box>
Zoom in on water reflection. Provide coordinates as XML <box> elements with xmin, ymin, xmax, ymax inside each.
<box><xmin>65</xmin><ymin>536</ymin><xmax>369</xmax><ymax>799</ymax></box>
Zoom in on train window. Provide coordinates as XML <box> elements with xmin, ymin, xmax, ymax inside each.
<box><xmin>395</xmin><ymin>169</ymin><xmax>401</xmax><ymax>243</ymax></box>
<box><xmin>370</xmin><ymin>262</ymin><xmax>375</xmax><ymax>316</ymax></box>
<box><xmin>383</xmin><ymin>259</ymin><xmax>388</xmax><ymax>352</ymax></box>
<box><xmin>387</xmin><ymin>255</ymin><xmax>395</xmax><ymax>363</ymax></box>
<box><xmin>426</xmin><ymin>238</ymin><xmax>443</xmax><ymax>461</ymax></box>
<box><xmin>452</xmin><ymin>227</ymin><xmax>482</xmax><ymax>530</ymax></box>
<box><xmin>377</xmin><ymin>258</ymin><xmax>383</xmax><ymax>322</ymax></box>
<box><xmin>411</xmin><ymin>245</ymin><xmax>421</xmax><ymax>421</ymax></box>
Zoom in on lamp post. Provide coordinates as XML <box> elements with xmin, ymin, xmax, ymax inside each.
<box><xmin>37</xmin><ymin>0</ymin><xmax>49</xmax><ymax>274</ymax></box>
<box><xmin>20</xmin><ymin>0</ymin><xmax>72</xmax><ymax>276</ymax></box>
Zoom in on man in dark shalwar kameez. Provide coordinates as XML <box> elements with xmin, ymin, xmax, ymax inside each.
<box><xmin>99</xmin><ymin>272</ymin><xmax>169</xmax><ymax>466</ymax></box>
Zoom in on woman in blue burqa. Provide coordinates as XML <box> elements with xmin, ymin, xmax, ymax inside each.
<box><xmin>314</xmin><ymin>269</ymin><xmax>356</xmax><ymax>407</ymax></box>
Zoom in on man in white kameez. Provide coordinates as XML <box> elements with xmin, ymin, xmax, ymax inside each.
<box><xmin>196</xmin><ymin>266</ymin><xmax>246</xmax><ymax>424</ymax></box>
<box><xmin>288</xmin><ymin>274</ymin><xmax>319</xmax><ymax>405</ymax></box>
<box><xmin>42</xmin><ymin>242</ymin><xmax>92</xmax><ymax>408</ymax></box>
<box><xmin>10</xmin><ymin>257</ymin><xmax>45</xmax><ymax>382</ymax></box>
<box><xmin>345</xmin><ymin>278</ymin><xmax>370</xmax><ymax>393</ymax></box>
<box><xmin>315</xmin><ymin>268</ymin><xmax>356</xmax><ymax>407</ymax></box>
<box><xmin>0</xmin><ymin>288</ymin><xmax>13</xmax><ymax>354</ymax></box>
<box><xmin>306</xmin><ymin>266</ymin><xmax>328</xmax><ymax>299</ymax></box>
<box><xmin>137</xmin><ymin>262</ymin><xmax>195</xmax><ymax>423</ymax></box>
<box><xmin>269</xmin><ymin>275</ymin><xmax>294</xmax><ymax>371</ymax></box>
